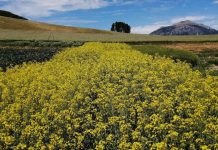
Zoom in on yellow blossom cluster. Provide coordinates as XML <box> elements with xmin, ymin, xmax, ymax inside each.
<box><xmin>0</xmin><ymin>43</ymin><xmax>217</xmax><ymax>149</ymax></box>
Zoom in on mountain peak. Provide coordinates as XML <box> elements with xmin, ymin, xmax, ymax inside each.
<box><xmin>150</xmin><ymin>20</ymin><xmax>218</xmax><ymax>35</ymax></box>
<box><xmin>174</xmin><ymin>20</ymin><xmax>194</xmax><ymax>25</ymax></box>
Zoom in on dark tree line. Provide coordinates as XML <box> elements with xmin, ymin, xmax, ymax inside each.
<box><xmin>111</xmin><ymin>22</ymin><xmax>131</xmax><ymax>33</ymax></box>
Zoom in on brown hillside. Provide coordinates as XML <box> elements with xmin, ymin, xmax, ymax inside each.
<box><xmin>0</xmin><ymin>16</ymin><xmax>110</xmax><ymax>34</ymax></box>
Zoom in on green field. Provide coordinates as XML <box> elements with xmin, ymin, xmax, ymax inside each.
<box><xmin>131</xmin><ymin>45</ymin><xmax>218</xmax><ymax>76</ymax></box>
<box><xmin>0</xmin><ymin>17</ymin><xmax>218</xmax><ymax>149</ymax></box>
<box><xmin>1</xmin><ymin>15</ymin><xmax>218</xmax><ymax>42</ymax></box>
<box><xmin>0</xmin><ymin>40</ymin><xmax>217</xmax><ymax>76</ymax></box>
<box><xmin>132</xmin><ymin>45</ymin><xmax>199</xmax><ymax>66</ymax></box>
<box><xmin>0</xmin><ymin>41</ymin><xmax>83</xmax><ymax>71</ymax></box>
<box><xmin>0</xmin><ymin>43</ymin><xmax>217</xmax><ymax>149</ymax></box>
<box><xmin>2</xmin><ymin>29</ymin><xmax>218</xmax><ymax>42</ymax></box>
<box><xmin>1</xmin><ymin>15</ymin><xmax>218</xmax><ymax>43</ymax></box>
<box><xmin>1</xmin><ymin>7</ymin><xmax>218</xmax><ymax>150</ymax></box>
<box><xmin>2</xmin><ymin>15</ymin><xmax>217</xmax><ymax>75</ymax></box>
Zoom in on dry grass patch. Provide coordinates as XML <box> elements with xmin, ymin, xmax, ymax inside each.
<box><xmin>163</xmin><ymin>43</ymin><xmax>218</xmax><ymax>52</ymax></box>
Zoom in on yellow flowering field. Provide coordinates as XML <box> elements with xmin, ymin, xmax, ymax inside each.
<box><xmin>0</xmin><ymin>43</ymin><xmax>217</xmax><ymax>149</ymax></box>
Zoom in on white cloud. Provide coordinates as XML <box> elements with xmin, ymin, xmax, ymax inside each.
<box><xmin>213</xmin><ymin>0</ymin><xmax>218</xmax><ymax>4</ymax></box>
<box><xmin>117</xmin><ymin>0</ymin><xmax>150</xmax><ymax>5</ymax></box>
<box><xmin>0</xmin><ymin>0</ymin><xmax>143</xmax><ymax>17</ymax></box>
<box><xmin>170</xmin><ymin>16</ymin><xmax>209</xmax><ymax>23</ymax></box>
<box><xmin>132</xmin><ymin>15</ymin><xmax>215</xmax><ymax>34</ymax></box>
<box><xmin>0</xmin><ymin>0</ymin><xmax>119</xmax><ymax>17</ymax></box>
<box><xmin>42</xmin><ymin>17</ymin><xmax>98</xmax><ymax>26</ymax></box>
<box><xmin>132</xmin><ymin>23</ymin><xmax>168</xmax><ymax>34</ymax></box>
<box><xmin>147</xmin><ymin>4</ymin><xmax>173</xmax><ymax>13</ymax></box>
<box><xmin>203</xmin><ymin>20</ymin><xmax>218</xmax><ymax>29</ymax></box>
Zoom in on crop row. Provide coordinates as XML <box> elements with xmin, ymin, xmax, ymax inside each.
<box><xmin>0</xmin><ymin>43</ymin><xmax>217</xmax><ymax>149</ymax></box>
<box><xmin>0</xmin><ymin>41</ymin><xmax>84</xmax><ymax>71</ymax></box>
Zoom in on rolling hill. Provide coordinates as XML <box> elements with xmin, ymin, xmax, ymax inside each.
<box><xmin>0</xmin><ymin>16</ymin><xmax>110</xmax><ymax>34</ymax></box>
<box><xmin>1</xmin><ymin>12</ymin><xmax>218</xmax><ymax>42</ymax></box>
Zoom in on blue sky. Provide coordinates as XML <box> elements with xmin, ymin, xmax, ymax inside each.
<box><xmin>0</xmin><ymin>0</ymin><xmax>218</xmax><ymax>34</ymax></box>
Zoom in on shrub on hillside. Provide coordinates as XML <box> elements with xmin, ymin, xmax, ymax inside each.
<box><xmin>0</xmin><ymin>43</ymin><xmax>217</xmax><ymax>149</ymax></box>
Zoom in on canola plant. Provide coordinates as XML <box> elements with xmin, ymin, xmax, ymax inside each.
<box><xmin>0</xmin><ymin>43</ymin><xmax>217</xmax><ymax>149</ymax></box>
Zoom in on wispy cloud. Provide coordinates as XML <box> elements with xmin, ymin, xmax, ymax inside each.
<box><xmin>0</xmin><ymin>0</ymin><xmax>144</xmax><ymax>17</ymax></box>
<box><xmin>132</xmin><ymin>24</ymin><xmax>167</xmax><ymax>35</ymax></box>
<box><xmin>41</xmin><ymin>17</ymin><xmax>98</xmax><ymax>26</ymax></box>
<box><xmin>0</xmin><ymin>0</ymin><xmax>119</xmax><ymax>17</ymax></box>
<box><xmin>115</xmin><ymin>0</ymin><xmax>153</xmax><ymax>5</ymax></box>
<box><xmin>170</xmin><ymin>16</ymin><xmax>211</xmax><ymax>23</ymax></box>
<box><xmin>132</xmin><ymin>15</ymin><xmax>216</xmax><ymax>34</ymax></box>
<box><xmin>213</xmin><ymin>0</ymin><xmax>218</xmax><ymax>4</ymax></box>
<box><xmin>146</xmin><ymin>4</ymin><xmax>173</xmax><ymax>13</ymax></box>
<box><xmin>100</xmin><ymin>10</ymin><xmax>126</xmax><ymax>16</ymax></box>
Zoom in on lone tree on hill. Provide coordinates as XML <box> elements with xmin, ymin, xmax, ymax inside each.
<box><xmin>111</xmin><ymin>22</ymin><xmax>131</xmax><ymax>33</ymax></box>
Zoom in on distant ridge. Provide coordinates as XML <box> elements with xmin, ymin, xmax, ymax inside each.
<box><xmin>0</xmin><ymin>10</ymin><xmax>27</xmax><ymax>20</ymax></box>
<box><xmin>0</xmin><ymin>13</ymin><xmax>110</xmax><ymax>34</ymax></box>
<box><xmin>150</xmin><ymin>20</ymin><xmax>218</xmax><ymax>35</ymax></box>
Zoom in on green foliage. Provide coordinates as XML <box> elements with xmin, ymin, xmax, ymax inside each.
<box><xmin>0</xmin><ymin>41</ymin><xmax>84</xmax><ymax>71</ymax></box>
<box><xmin>0</xmin><ymin>43</ymin><xmax>217</xmax><ymax>149</ymax></box>
<box><xmin>0</xmin><ymin>40</ymin><xmax>83</xmax><ymax>47</ymax></box>
<box><xmin>197</xmin><ymin>50</ymin><xmax>218</xmax><ymax>67</ymax></box>
<box><xmin>208</xmin><ymin>60</ymin><xmax>218</xmax><ymax>65</ymax></box>
<box><xmin>198</xmin><ymin>49</ymin><xmax>218</xmax><ymax>58</ymax></box>
<box><xmin>196</xmin><ymin>50</ymin><xmax>218</xmax><ymax>76</ymax></box>
<box><xmin>208</xmin><ymin>70</ymin><xmax>218</xmax><ymax>76</ymax></box>
<box><xmin>0</xmin><ymin>47</ymin><xmax>60</xmax><ymax>71</ymax></box>
<box><xmin>132</xmin><ymin>45</ymin><xmax>200</xmax><ymax>66</ymax></box>
<box><xmin>111</xmin><ymin>22</ymin><xmax>131</xmax><ymax>33</ymax></box>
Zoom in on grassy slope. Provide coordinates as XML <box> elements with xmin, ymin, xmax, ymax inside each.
<box><xmin>0</xmin><ymin>16</ymin><xmax>110</xmax><ymax>34</ymax></box>
<box><xmin>2</xmin><ymin>28</ymin><xmax>218</xmax><ymax>42</ymax></box>
<box><xmin>1</xmin><ymin>16</ymin><xmax>218</xmax><ymax>42</ymax></box>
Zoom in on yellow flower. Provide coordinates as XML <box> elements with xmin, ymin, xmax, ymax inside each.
<box><xmin>0</xmin><ymin>42</ymin><xmax>217</xmax><ymax>149</ymax></box>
